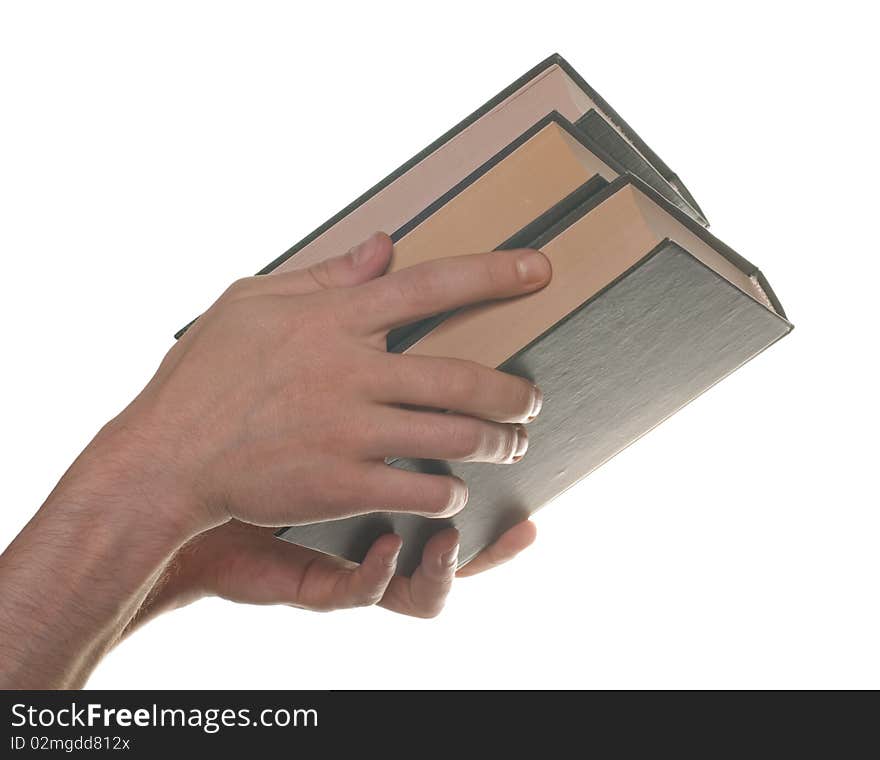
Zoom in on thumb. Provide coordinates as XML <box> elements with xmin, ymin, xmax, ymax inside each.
<box><xmin>272</xmin><ymin>231</ymin><xmax>393</xmax><ymax>295</ymax></box>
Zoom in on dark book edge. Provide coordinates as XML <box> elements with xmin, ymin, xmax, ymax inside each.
<box><xmin>574</xmin><ymin>110</ymin><xmax>707</xmax><ymax>225</ymax></box>
<box><xmin>550</xmin><ymin>54</ymin><xmax>708</xmax><ymax>222</ymax></box>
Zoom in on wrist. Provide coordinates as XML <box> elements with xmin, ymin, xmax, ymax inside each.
<box><xmin>62</xmin><ymin>404</ymin><xmax>225</xmax><ymax>546</ymax></box>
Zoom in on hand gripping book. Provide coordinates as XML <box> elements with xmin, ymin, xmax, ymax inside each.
<box><xmin>175</xmin><ymin>55</ymin><xmax>791</xmax><ymax>575</ymax></box>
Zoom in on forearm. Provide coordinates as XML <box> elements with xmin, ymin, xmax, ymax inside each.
<box><xmin>118</xmin><ymin>535</ymin><xmax>210</xmax><ymax>644</ymax></box>
<box><xmin>0</xmin><ymin>419</ymin><xmax>204</xmax><ymax>688</ymax></box>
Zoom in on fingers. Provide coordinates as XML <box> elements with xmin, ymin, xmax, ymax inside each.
<box><xmin>183</xmin><ymin>522</ymin><xmax>403</xmax><ymax>611</ymax></box>
<box><xmin>355</xmin><ymin>464</ymin><xmax>468</xmax><ymax>518</ymax></box>
<box><xmin>455</xmin><ymin>520</ymin><xmax>537</xmax><ymax>577</ymax></box>
<box><xmin>373</xmin><ymin>354</ymin><xmax>543</xmax><ymax>423</ymax></box>
<box><xmin>380</xmin><ymin>528</ymin><xmax>460</xmax><ymax>618</ymax></box>
<box><xmin>330</xmin><ymin>533</ymin><xmax>402</xmax><ymax>608</ymax></box>
<box><xmin>350</xmin><ymin>248</ymin><xmax>551</xmax><ymax>333</ymax></box>
<box><xmin>267</xmin><ymin>231</ymin><xmax>393</xmax><ymax>295</ymax></box>
<box><xmin>362</xmin><ymin>407</ymin><xmax>529</xmax><ymax>464</ymax></box>
<box><xmin>406</xmin><ymin>529</ymin><xmax>460</xmax><ymax>617</ymax></box>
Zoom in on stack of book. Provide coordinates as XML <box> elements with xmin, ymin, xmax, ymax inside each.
<box><xmin>181</xmin><ymin>54</ymin><xmax>792</xmax><ymax>575</ymax></box>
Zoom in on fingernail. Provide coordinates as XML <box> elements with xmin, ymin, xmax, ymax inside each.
<box><xmin>441</xmin><ymin>543</ymin><xmax>460</xmax><ymax>569</ymax></box>
<box><xmin>515</xmin><ymin>250</ymin><xmax>551</xmax><ymax>285</ymax></box>
<box><xmin>527</xmin><ymin>385</ymin><xmax>544</xmax><ymax>422</ymax></box>
<box><xmin>511</xmin><ymin>424</ymin><xmax>529</xmax><ymax>463</ymax></box>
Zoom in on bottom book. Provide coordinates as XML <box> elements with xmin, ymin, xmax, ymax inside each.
<box><xmin>277</xmin><ymin>176</ymin><xmax>792</xmax><ymax>575</ymax></box>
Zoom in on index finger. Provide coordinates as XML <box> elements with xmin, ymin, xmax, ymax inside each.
<box><xmin>351</xmin><ymin>249</ymin><xmax>551</xmax><ymax>333</ymax></box>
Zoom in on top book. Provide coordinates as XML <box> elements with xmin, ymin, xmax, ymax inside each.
<box><xmin>261</xmin><ymin>53</ymin><xmax>706</xmax><ymax>275</ymax></box>
<box><xmin>177</xmin><ymin>53</ymin><xmax>707</xmax><ymax>338</ymax></box>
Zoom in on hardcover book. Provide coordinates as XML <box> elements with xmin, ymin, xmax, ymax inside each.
<box><xmin>176</xmin><ymin>54</ymin><xmax>706</xmax><ymax>337</ymax></box>
<box><xmin>176</xmin><ymin>55</ymin><xmax>791</xmax><ymax>575</ymax></box>
<box><xmin>256</xmin><ymin>53</ymin><xmax>707</xmax><ymax>276</ymax></box>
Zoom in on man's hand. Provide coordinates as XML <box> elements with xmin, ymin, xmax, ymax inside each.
<box><xmin>123</xmin><ymin>519</ymin><xmax>537</xmax><ymax>634</ymax></box>
<box><xmin>0</xmin><ymin>232</ymin><xmax>551</xmax><ymax>688</ymax></box>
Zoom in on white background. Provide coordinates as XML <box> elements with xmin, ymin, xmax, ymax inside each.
<box><xmin>1</xmin><ymin>1</ymin><xmax>877</xmax><ymax>689</ymax></box>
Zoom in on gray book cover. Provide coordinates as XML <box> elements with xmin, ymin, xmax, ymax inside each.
<box><xmin>277</xmin><ymin>177</ymin><xmax>791</xmax><ymax>575</ymax></box>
